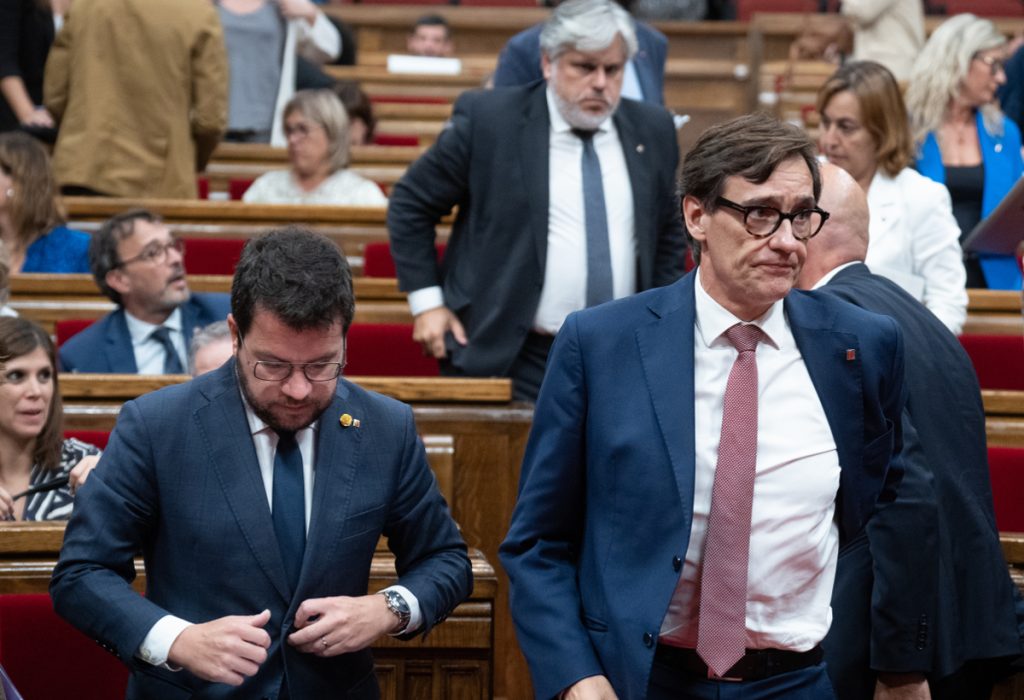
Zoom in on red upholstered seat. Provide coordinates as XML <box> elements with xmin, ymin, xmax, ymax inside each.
<box><xmin>0</xmin><ymin>594</ymin><xmax>128</xmax><ymax>700</ymax></box>
<box><xmin>363</xmin><ymin>242</ymin><xmax>446</xmax><ymax>278</ymax></box>
<box><xmin>957</xmin><ymin>334</ymin><xmax>1024</xmax><ymax>390</ymax></box>
<box><xmin>182</xmin><ymin>237</ymin><xmax>246</xmax><ymax>275</ymax></box>
<box><xmin>370</xmin><ymin>95</ymin><xmax>450</xmax><ymax>105</ymax></box>
<box><xmin>196</xmin><ymin>176</ymin><xmax>210</xmax><ymax>200</ymax></box>
<box><xmin>63</xmin><ymin>430</ymin><xmax>111</xmax><ymax>449</ymax></box>
<box><xmin>56</xmin><ymin>319</ymin><xmax>96</xmax><ymax>347</ymax></box>
<box><xmin>945</xmin><ymin>0</ymin><xmax>1023</xmax><ymax>16</ymax></box>
<box><xmin>345</xmin><ymin>324</ymin><xmax>439</xmax><ymax>376</ymax></box>
<box><xmin>736</xmin><ymin>0</ymin><xmax>818</xmax><ymax>20</ymax></box>
<box><xmin>228</xmin><ymin>178</ymin><xmax>255</xmax><ymax>200</ymax></box>
<box><xmin>987</xmin><ymin>447</ymin><xmax>1024</xmax><ymax>532</ymax></box>
<box><xmin>372</xmin><ymin>133</ymin><xmax>420</xmax><ymax>147</ymax></box>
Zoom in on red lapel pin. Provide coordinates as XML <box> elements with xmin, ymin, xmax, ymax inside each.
<box><xmin>846</xmin><ymin>349</ymin><xmax>856</xmax><ymax>361</ymax></box>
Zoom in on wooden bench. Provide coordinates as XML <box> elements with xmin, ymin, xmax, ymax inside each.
<box><xmin>0</xmin><ymin>522</ymin><xmax>496</xmax><ymax>700</ymax></box>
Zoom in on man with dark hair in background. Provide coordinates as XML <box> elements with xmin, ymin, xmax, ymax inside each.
<box><xmin>52</xmin><ymin>227</ymin><xmax>472</xmax><ymax>698</ymax></box>
<box><xmin>406</xmin><ymin>15</ymin><xmax>454</xmax><ymax>57</ymax></box>
<box><xmin>58</xmin><ymin>209</ymin><xmax>229</xmax><ymax>374</ymax></box>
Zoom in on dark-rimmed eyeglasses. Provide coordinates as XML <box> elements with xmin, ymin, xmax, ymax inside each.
<box><xmin>714</xmin><ymin>197</ymin><xmax>830</xmax><ymax>241</ymax></box>
<box><xmin>240</xmin><ymin>335</ymin><xmax>345</xmax><ymax>382</ymax></box>
<box><xmin>973</xmin><ymin>54</ymin><xmax>1006</xmax><ymax>77</ymax></box>
<box><xmin>116</xmin><ymin>238</ymin><xmax>185</xmax><ymax>268</ymax></box>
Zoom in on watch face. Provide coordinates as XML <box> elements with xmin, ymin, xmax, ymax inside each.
<box><xmin>385</xmin><ymin>590</ymin><xmax>411</xmax><ymax>619</ymax></box>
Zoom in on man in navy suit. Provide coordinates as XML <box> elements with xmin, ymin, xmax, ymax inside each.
<box><xmin>500</xmin><ymin>113</ymin><xmax>921</xmax><ymax>699</ymax></box>
<box><xmin>492</xmin><ymin>1</ymin><xmax>667</xmax><ymax>105</ymax></box>
<box><xmin>51</xmin><ymin>228</ymin><xmax>472</xmax><ymax>698</ymax></box>
<box><xmin>799</xmin><ymin>164</ymin><xmax>1022</xmax><ymax>700</ymax></box>
<box><xmin>388</xmin><ymin>0</ymin><xmax>686</xmax><ymax>401</ymax></box>
<box><xmin>59</xmin><ymin>209</ymin><xmax>230</xmax><ymax>374</ymax></box>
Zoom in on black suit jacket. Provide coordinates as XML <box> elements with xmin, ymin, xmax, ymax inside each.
<box><xmin>387</xmin><ymin>83</ymin><xmax>687</xmax><ymax>378</ymax></box>
<box><xmin>819</xmin><ymin>263</ymin><xmax>1021</xmax><ymax>695</ymax></box>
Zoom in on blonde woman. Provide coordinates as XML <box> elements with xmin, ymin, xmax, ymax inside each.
<box><xmin>905</xmin><ymin>13</ymin><xmax>1022</xmax><ymax>289</ymax></box>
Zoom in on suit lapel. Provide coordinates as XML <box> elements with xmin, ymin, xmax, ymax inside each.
<box><xmin>196</xmin><ymin>361</ymin><xmax>292</xmax><ymax>603</ymax></box>
<box><xmin>301</xmin><ymin>382</ymin><xmax>364</xmax><ymax>586</ymax></box>
<box><xmin>614</xmin><ymin>103</ymin><xmax>655</xmax><ymax>289</ymax></box>
<box><xmin>107</xmin><ymin>310</ymin><xmax>138</xmax><ymax>373</ymax></box>
<box><xmin>785</xmin><ymin>292</ymin><xmax>865</xmax><ymax>538</ymax></box>
<box><xmin>635</xmin><ymin>274</ymin><xmax>696</xmax><ymax>517</ymax></box>
<box><xmin>520</xmin><ymin>85</ymin><xmax>551</xmax><ymax>276</ymax></box>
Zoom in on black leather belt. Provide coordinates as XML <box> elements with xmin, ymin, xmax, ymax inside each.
<box><xmin>654</xmin><ymin>644</ymin><xmax>823</xmax><ymax>682</ymax></box>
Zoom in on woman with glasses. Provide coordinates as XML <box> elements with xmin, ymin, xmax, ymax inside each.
<box><xmin>243</xmin><ymin>90</ymin><xmax>387</xmax><ymax>206</ymax></box>
<box><xmin>0</xmin><ymin>317</ymin><xmax>100</xmax><ymax>521</ymax></box>
<box><xmin>0</xmin><ymin>131</ymin><xmax>89</xmax><ymax>273</ymax></box>
<box><xmin>818</xmin><ymin>60</ymin><xmax>967</xmax><ymax>334</ymax></box>
<box><xmin>905</xmin><ymin>13</ymin><xmax>1022</xmax><ymax>290</ymax></box>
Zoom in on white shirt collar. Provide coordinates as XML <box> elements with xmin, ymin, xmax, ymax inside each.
<box><xmin>811</xmin><ymin>261</ymin><xmax>861</xmax><ymax>290</ymax></box>
<box><xmin>545</xmin><ymin>86</ymin><xmax>613</xmax><ymax>135</ymax></box>
<box><xmin>125</xmin><ymin>307</ymin><xmax>183</xmax><ymax>347</ymax></box>
<box><xmin>693</xmin><ymin>271</ymin><xmax>786</xmax><ymax>351</ymax></box>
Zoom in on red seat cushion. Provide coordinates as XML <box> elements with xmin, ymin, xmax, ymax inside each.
<box><xmin>56</xmin><ymin>319</ymin><xmax>96</xmax><ymax>347</ymax></box>
<box><xmin>345</xmin><ymin>324</ymin><xmax>439</xmax><ymax>376</ymax></box>
<box><xmin>182</xmin><ymin>238</ymin><xmax>246</xmax><ymax>275</ymax></box>
<box><xmin>372</xmin><ymin>133</ymin><xmax>420</xmax><ymax>147</ymax></box>
<box><xmin>363</xmin><ymin>242</ymin><xmax>445</xmax><ymax>278</ymax></box>
<box><xmin>63</xmin><ymin>430</ymin><xmax>111</xmax><ymax>449</ymax></box>
<box><xmin>196</xmin><ymin>176</ymin><xmax>210</xmax><ymax>200</ymax></box>
<box><xmin>370</xmin><ymin>95</ymin><xmax>449</xmax><ymax>105</ymax></box>
<box><xmin>228</xmin><ymin>178</ymin><xmax>255</xmax><ymax>200</ymax></box>
<box><xmin>957</xmin><ymin>334</ymin><xmax>1024</xmax><ymax>390</ymax></box>
<box><xmin>0</xmin><ymin>594</ymin><xmax>128</xmax><ymax>700</ymax></box>
<box><xmin>945</xmin><ymin>0</ymin><xmax>1023</xmax><ymax>15</ymax></box>
<box><xmin>987</xmin><ymin>447</ymin><xmax>1024</xmax><ymax>531</ymax></box>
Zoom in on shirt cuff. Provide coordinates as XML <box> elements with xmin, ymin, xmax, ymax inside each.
<box><xmin>137</xmin><ymin>615</ymin><xmax>192</xmax><ymax>669</ymax></box>
<box><xmin>407</xmin><ymin>287</ymin><xmax>445</xmax><ymax>317</ymax></box>
<box><xmin>383</xmin><ymin>584</ymin><xmax>422</xmax><ymax>635</ymax></box>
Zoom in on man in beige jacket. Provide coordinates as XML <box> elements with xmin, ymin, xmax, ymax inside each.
<box><xmin>44</xmin><ymin>0</ymin><xmax>228</xmax><ymax>199</ymax></box>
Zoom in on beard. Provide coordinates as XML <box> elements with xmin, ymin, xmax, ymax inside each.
<box><xmin>551</xmin><ymin>89</ymin><xmax>618</xmax><ymax>131</ymax></box>
<box><xmin>235</xmin><ymin>361</ymin><xmax>333</xmax><ymax>433</ymax></box>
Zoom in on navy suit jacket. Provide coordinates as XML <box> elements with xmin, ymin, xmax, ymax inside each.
<box><xmin>492</xmin><ymin>21</ymin><xmax>668</xmax><ymax>105</ymax></box>
<box><xmin>58</xmin><ymin>293</ymin><xmax>231</xmax><ymax>373</ymax></box>
<box><xmin>819</xmin><ymin>263</ymin><xmax>1021</xmax><ymax>694</ymax></box>
<box><xmin>50</xmin><ymin>360</ymin><xmax>472</xmax><ymax>699</ymax></box>
<box><xmin>387</xmin><ymin>82</ymin><xmax>686</xmax><ymax>378</ymax></box>
<box><xmin>500</xmin><ymin>272</ymin><xmax>909</xmax><ymax>700</ymax></box>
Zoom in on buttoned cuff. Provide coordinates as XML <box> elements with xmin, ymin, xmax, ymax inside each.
<box><xmin>137</xmin><ymin>615</ymin><xmax>192</xmax><ymax>669</ymax></box>
<box><xmin>407</xmin><ymin>287</ymin><xmax>445</xmax><ymax>317</ymax></box>
<box><xmin>383</xmin><ymin>584</ymin><xmax>422</xmax><ymax>635</ymax></box>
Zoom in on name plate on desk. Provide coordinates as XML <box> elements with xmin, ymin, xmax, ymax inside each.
<box><xmin>387</xmin><ymin>54</ymin><xmax>462</xmax><ymax>75</ymax></box>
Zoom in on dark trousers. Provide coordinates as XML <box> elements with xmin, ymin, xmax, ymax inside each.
<box><xmin>507</xmin><ymin>332</ymin><xmax>555</xmax><ymax>403</ymax></box>
<box><xmin>647</xmin><ymin>659</ymin><xmax>836</xmax><ymax>699</ymax></box>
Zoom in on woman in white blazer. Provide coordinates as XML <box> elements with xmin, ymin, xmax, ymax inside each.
<box><xmin>817</xmin><ymin>60</ymin><xmax>967</xmax><ymax>334</ymax></box>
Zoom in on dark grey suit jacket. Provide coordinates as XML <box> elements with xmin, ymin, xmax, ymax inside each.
<box><xmin>387</xmin><ymin>82</ymin><xmax>687</xmax><ymax>378</ymax></box>
<box><xmin>50</xmin><ymin>360</ymin><xmax>472</xmax><ymax>699</ymax></box>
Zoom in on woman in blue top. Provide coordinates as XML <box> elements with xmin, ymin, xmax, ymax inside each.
<box><xmin>905</xmin><ymin>14</ymin><xmax>1022</xmax><ymax>290</ymax></box>
<box><xmin>0</xmin><ymin>132</ymin><xmax>89</xmax><ymax>274</ymax></box>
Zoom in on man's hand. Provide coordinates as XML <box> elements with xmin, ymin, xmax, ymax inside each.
<box><xmin>69</xmin><ymin>455</ymin><xmax>100</xmax><ymax>495</ymax></box>
<box><xmin>0</xmin><ymin>487</ymin><xmax>14</xmax><ymax>520</ymax></box>
<box><xmin>275</xmin><ymin>0</ymin><xmax>317</xmax><ymax>24</ymax></box>
<box><xmin>563</xmin><ymin>675</ymin><xmax>618</xmax><ymax>700</ymax></box>
<box><xmin>874</xmin><ymin>673</ymin><xmax>931</xmax><ymax>700</ymax></box>
<box><xmin>288</xmin><ymin>595</ymin><xmax>396</xmax><ymax>656</ymax></box>
<box><xmin>22</xmin><ymin>106</ymin><xmax>55</xmax><ymax>128</ymax></box>
<box><xmin>167</xmin><ymin>610</ymin><xmax>271</xmax><ymax>685</ymax></box>
<box><xmin>413</xmin><ymin>306</ymin><xmax>467</xmax><ymax>360</ymax></box>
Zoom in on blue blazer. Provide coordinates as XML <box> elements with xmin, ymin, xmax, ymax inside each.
<box><xmin>917</xmin><ymin>111</ymin><xmax>1024</xmax><ymax>290</ymax></box>
<box><xmin>500</xmin><ymin>272</ymin><xmax>909</xmax><ymax>700</ymax></box>
<box><xmin>58</xmin><ymin>293</ymin><xmax>231</xmax><ymax>373</ymax></box>
<box><xmin>21</xmin><ymin>225</ymin><xmax>91</xmax><ymax>273</ymax></box>
<box><xmin>491</xmin><ymin>21</ymin><xmax>668</xmax><ymax>105</ymax></box>
<box><xmin>50</xmin><ymin>360</ymin><xmax>472</xmax><ymax>699</ymax></box>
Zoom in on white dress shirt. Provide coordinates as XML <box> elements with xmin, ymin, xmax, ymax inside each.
<box><xmin>137</xmin><ymin>394</ymin><xmax>421</xmax><ymax>667</ymax></box>
<box><xmin>659</xmin><ymin>277</ymin><xmax>842</xmax><ymax>652</ymax></box>
<box><xmin>124</xmin><ymin>307</ymin><xmax>187</xmax><ymax>374</ymax></box>
<box><xmin>407</xmin><ymin>88</ymin><xmax>637</xmax><ymax>333</ymax></box>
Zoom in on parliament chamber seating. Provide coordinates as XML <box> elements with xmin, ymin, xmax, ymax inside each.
<box><xmin>55</xmin><ymin>318</ymin><xmax>94</xmax><ymax>347</ymax></box>
<box><xmin>362</xmin><ymin>241</ymin><xmax>446</xmax><ymax>278</ymax></box>
<box><xmin>227</xmin><ymin>178</ymin><xmax>254</xmax><ymax>200</ymax></box>
<box><xmin>63</xmin><ymin>430</ymin><xmax>111</xmax><ymax>449</ymax></box>
<box><xmin>959</xmin><ymin>334</ymin><xmax>1024</xmax><ymax>391</ymax></box>
<box><xmin>346</xmin><ymin>323</ymin><xmax>440</xmax><ymax>376</ymax></box>
<box><xmin>182</xmin><ymin>237</ymin><xmax>247</xmax><ymax>274</ymax></box>
<box><xmin>945</xmin><ymin>0</ymin><xmax>1024</xmax><ymax>16</ymax></box>
<box><xmin>988</xmin><ymin>447</ymin><xmax>1024</xmax><ymax>532</ymax></box>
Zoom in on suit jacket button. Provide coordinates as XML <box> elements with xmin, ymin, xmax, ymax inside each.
<box><xmin>643</xmin><ymin>632</ymin><xmax>654</xmax><ymax>647</ymax></box>
<box><xmin>672</xmin><ymin>556</ymin><xmax>682</xmax><ymax>571</ymax></box>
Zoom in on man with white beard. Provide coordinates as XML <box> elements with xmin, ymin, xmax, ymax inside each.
<box><xmin>387</xmin><ymin>0</ymin><xmax>686</xmax><ymax>401</ymax></box>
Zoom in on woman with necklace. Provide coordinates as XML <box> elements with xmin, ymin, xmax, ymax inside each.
<box><xmin>905</xmin><ymin>13</ymin><xmax>1021</xmax><ymax>290</ymax></box>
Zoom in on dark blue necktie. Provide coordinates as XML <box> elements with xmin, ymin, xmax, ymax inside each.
<box><xmin>574</xmin><ymin>128</ymin><xmax>614</xmax><ymax>308</ymax></box>
<box><xmin>150</xmin><ymin>327</ymin><xmax>184</xmax><ymax>374</ymax></box>
<box><xmin>272</xmin><ymin>430</ymin><xmax>305</xmax><ymax>590</ymax></box>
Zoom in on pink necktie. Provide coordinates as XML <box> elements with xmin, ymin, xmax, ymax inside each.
<box><xmin>696</xmin><ymin>323</ymin><xmax>763</xmax><ymax>678</ymax></box>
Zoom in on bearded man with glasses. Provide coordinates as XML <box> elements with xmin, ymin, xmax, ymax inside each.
<box><xmin>59</xmin><ymin>208</ymin><xmax>231</xmax><ymax>374</ymax></box>
<box><xmin>52</xmin><ymin>226</ymin><xmax>472</xmax><ymax>698</ymax></box>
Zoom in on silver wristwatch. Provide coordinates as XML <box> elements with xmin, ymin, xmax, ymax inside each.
<box><xmin>379</xmin><ymin>589</ymin><xmax>411</xmax><ymax>631</ymax></box>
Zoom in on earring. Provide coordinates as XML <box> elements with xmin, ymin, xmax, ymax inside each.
<box><xmin>4</xmin><ymin>189</ymin><xmax>11</xmax><ymax>198</ymax></box>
